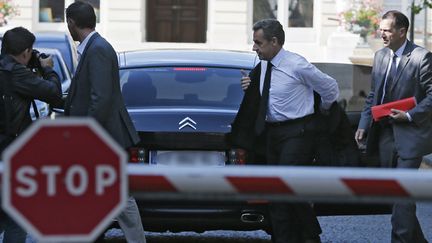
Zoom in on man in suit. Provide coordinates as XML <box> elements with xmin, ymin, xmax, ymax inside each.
<box><xmin>355</xmin><ymin>10</ymin><xmax>431</xmax><ymax>243</ymax></box>
<box><xmin>231</xmin><ymin>19</ymin><xmax>339</xmax><ymax>243</ymax></box>
<box><xmin>64</xmin><ymin>2</ymin><xmax>146</xmax><ymax>242</ymax></box>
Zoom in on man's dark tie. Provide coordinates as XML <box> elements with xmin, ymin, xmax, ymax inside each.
<box><xmin>382</xmin><ymin>54</ymin><xmax>398</xmax><ymax>104</ymax></box>
<box><xmin>255</xmin><ymin>61</ymin><xmax>273</xmax><ymax>135</ymax></box>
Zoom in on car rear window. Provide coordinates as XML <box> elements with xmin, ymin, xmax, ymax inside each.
<box><xmin>120</xmin><ymin>67</ymin><xmax>246</xmax><ymax>108</ymax></box>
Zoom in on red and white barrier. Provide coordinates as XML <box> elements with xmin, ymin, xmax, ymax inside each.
<box><xmin>2</xmin><ymin>164</ymin><xmax>432</xmax><ymax>203</ymax></box>
<box><xmin>127</xmin><ymin>164</ymin><xmax>432</xmax><ymax>203</ymax></box>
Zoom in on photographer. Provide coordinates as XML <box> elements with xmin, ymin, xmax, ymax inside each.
<box><xmin>0</xmin><ymin>27</ymin><xmax>63</xmax><ymax>149</ymax></box>
<box><xmin>0</xmin><ymin>27</ymin><xmax>63</xmax><ymax>242</ymax></box>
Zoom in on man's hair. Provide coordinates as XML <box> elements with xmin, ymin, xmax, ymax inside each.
<box><xmin>66</xmin><ymin>1</ymin><xmax>96</xmax><ymax>29</ymax></box>
<box><xmin>382</xmin><ymin>10</ymin><xmax>409</xmax><ymax>31</ymax></box>
<box><xmin>253</xmin><ymin>19</ymin><xmax>285</xmax><ymax>45</ymax></box>
<box><xmin>1</xmin><ymin>27</ymin><xmax>35</xmax><ymax>56</ymax></box>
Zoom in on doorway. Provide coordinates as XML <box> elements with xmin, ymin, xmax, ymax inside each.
<box><xmin>146</xmin><ymin>0</ymin><xmax>207</xmax><ymax>43</ymax></box>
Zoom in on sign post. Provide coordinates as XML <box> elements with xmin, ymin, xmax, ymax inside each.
<box><xmin>1</xmin><ymin>118</ymin><xmax>127</xmax><ymax>242</ymax></box>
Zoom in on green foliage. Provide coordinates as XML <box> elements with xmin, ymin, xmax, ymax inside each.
<box><xmin>411</xmin><ymin>0</ymin><xmax>432</xmax><ymax>14</ymax></box>
<box><xmin>0</xmin><ymin>0</ymin><xmax>19</xmax><ymax>26</ymax></box>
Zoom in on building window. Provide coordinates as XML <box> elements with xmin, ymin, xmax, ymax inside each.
<box><xmin>253</xmin><ymin>0</ymin><xmax>314</xmax><ymax>27</ymax></box>
<box><xmin>253</xmin><ymin>0</ymin><xmax>278</xmax><ymax>24</ymax></box>
<box><xmin>39</xmin><ymin>0</ymin><xmax>100</xmax><ymax>23</ymax></box>
<box><xmin>288</xmin><ymin>0</ymin><xmax>313</xmax><ymax>27</ymax></box>
<box><xmin>39</xmin><ymin>0</ymin><xmax>65</xmax><ymax>22</ymax></box>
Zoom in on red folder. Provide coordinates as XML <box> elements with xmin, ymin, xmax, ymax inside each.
<box><xmin>371</xmin><ymin>97</ymin><xmax>416</xmax><ymax>121</ymax></box>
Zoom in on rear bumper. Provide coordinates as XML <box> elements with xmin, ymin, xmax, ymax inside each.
<box><xmin>136</xmin><ymin>200</ymin><xmax>271</xmax><ymax>233</ymax></box>
<box><xmin>133</xmin><ymin>200</ymin><xmax>392</xmax><ymax>233</ymax></box>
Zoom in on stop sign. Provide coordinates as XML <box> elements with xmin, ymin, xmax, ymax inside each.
<box><xmin>1</xmin><ymin>118</ymin><xmax>127</xmax><ymax>242</ymax></box>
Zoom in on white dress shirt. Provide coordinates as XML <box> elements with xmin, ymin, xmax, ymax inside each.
<box><xmin>76</xmin><ymin>31</ymin><xmax>97</xmax><ymax>63</ymax></box>
<box><xmin>260</xmin><ymin>48</ymin><xmax>339</xmax><ymax>122</ymax></box>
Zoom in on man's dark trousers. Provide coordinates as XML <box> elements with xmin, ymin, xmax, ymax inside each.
<box><xmin>265</xmin><ymin>117</ymin><xmax>321</xmax><ymax>243</ymax></box>
<box><xmin>378</xmin><ymin>126</ymin><xmax>427</xmax><ymax>243</ymax></box>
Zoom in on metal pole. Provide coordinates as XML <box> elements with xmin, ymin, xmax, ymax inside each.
<box><xmin>411</xmin><ymin>0</ymin><xmax>416</xmax><ymax>42</ymax></box>
<box><xmin>424</xmin><ymin>3</ymin><xmax>429</xmax><ymax>48</ymax></box>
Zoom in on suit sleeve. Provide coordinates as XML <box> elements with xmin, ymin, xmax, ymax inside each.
<box><xmin>408</xmin><ymin>51</ymin><xmax>432</xmax><ymax>125</ymax></box>
<box><xmin>87</xmin><ymin>45</ymin><xmax>115</xmax><ymax>122</ymax></box>
<box><xmin>358</xmin><ymin>52</ymin><xmax>380</xmax><ymax>131</ymax></box>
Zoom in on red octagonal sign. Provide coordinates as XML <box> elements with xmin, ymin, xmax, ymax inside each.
<box><xmin>1</xmin><ymin>118</ymin><xmax>127</xmax><ymax>242</ymax></box>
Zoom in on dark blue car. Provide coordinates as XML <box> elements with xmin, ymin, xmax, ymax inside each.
<box><xmin>117</xmin><ymin>49</ymin><xmax>389</xmax><ymax>233</ymax></box>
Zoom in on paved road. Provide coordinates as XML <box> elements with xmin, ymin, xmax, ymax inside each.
<box><xmin>3</xmin><ymin>202</ymin><xmax>430</xmax><ymax>242</ymax></box>
<box><xmin>99</xmin><ymin>203</ymin><xmax>432</xmax><ymax>243</ymax></box>
<box><xmin>319</xmin><ymin>202</ymin><xmax>432</xmax><ymax>242</ymax></box>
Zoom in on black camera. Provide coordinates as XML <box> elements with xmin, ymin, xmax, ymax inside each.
<box><xmin>28</xmin><ymin>50</ymin><xmax>49</xmax><ymax>70</ymax></box>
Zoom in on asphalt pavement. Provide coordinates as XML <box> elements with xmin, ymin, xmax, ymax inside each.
<box><xmin>100</xmin><ymin>203</ymin><xmax>432</xmax><ymax>243</ymax></box>
<box><xmin>0</xmin><ymin>202</ymin><xmax>428</xmax><ymax>242</ymax></box>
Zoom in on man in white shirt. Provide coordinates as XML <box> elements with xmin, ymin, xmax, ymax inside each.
<box><xmin>231</xmin><ymin>19</ymin><xmax>339</xmax><ymax>243</ymax></box>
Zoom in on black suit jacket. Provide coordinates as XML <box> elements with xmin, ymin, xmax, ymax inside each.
<box><xmin>229</xmin><ymin>63</ymin><xmax>263</xmax><ymax>153</ymax></box>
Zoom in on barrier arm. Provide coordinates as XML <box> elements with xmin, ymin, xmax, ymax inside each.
<box><xmin>127</xmin><ymin>164</ymin><xmax>432</xmax><ymax>203</ymax></box>
<box><xmin>1</xmin><ymin>163</ymin><xmax>432</xmax><ymax>203</ymax></box>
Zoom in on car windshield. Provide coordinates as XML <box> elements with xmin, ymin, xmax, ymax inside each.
<box><xmin>120</xmin><ymin>67</ymin><xmax>246</xmax><ymax>108</ymax></box>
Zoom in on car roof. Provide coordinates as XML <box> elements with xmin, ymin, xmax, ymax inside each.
<box><xmin>118</xmin><ymin>49</ymin><xmax>258</xmax><ymax>69</ymax></box>
<box><xmin>34</xmin><ymin>31</ymin><xmax>69</xmax><ymax>41</ymax></box>
<box><xmin>35</xmin><ymin>47</ymin><xmax>62</xmax><ymax>56</ymax></box>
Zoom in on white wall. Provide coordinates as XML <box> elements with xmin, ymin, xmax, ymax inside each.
<box><xmin>8</xmin><ymin>0</ymin><xmax>32</xmax><ymax>29</ymax></box>
<box><xmin>104</xmin><ymin>0</ymin><xmax>142</xmax><ymax>43</ymax></box>
<box><xmin>6</xmin><ymin>0</ymin><xmax>389</xmax><ymax>62</ymax></box>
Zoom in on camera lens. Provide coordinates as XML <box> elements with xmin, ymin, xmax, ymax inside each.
<box><xmin>39</xmin><ymin>53</ymin><xmax>49</xmax><ymax>59</ymax></box>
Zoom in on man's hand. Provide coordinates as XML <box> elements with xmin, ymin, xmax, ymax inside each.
<box><xmin>240</xmin><ymin>70</ymin><xmax>250</xmax><ymax>91</ymax></box>
<box><xmin>319</xmin><ymin>105</ymin><xmax>330</xmax><ymax>116</ymax></box>
<box><xmin>389</xmin><ymin>109</ymin><xmax>409</xmax><ymax>122</ymax></box>
<box><xmin>355</xmin><ymin>129</ymin><xmax>366</xmax><ymax>146</ymax></box>
<box><xmin>40</xmin><ymin>55</ymin><xmax>54</xmax><ymax>68</ymax></box>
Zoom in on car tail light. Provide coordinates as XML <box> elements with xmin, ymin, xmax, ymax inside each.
<box><xmin>228</xmin><ymin>148</ymin><xmax>247</xmax><ymax>165</ymax></box>
<box><xmin>173</xmin><ymin>67</ymin><xmax>207</xmax><ymax>71</ymax></box>
<box><xmin>128</xmin><ymin>147</ymin><xmax>147</xmax><ymax>163</ymax></box>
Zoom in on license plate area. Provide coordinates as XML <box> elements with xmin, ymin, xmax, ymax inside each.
<box><xmin>150</xmin><ymin>150</ymin><xmax>226</xmax><ymax>166</ymax></box>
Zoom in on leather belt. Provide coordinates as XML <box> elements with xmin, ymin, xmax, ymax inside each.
<box><xmin>265</xmin><ymin>114</ymin><xmax>314</xmax><ymax>127</ymax></box>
